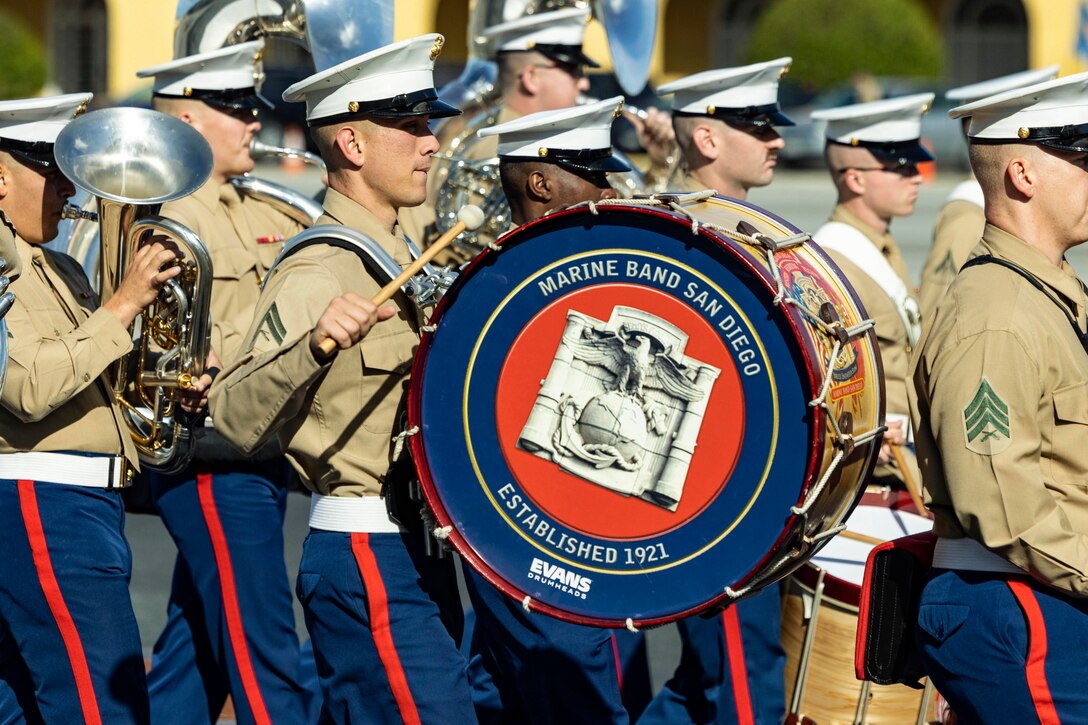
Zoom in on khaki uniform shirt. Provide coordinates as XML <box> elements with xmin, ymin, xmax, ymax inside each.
<box><xmin>0</xmin><ymin>216</ymin><xmax>136</xmax><ymax>463</ymax></box>
<box><xmin>820</xmin><ymin>205</ymin><xmax>915</xmax><ymax>417</ymax></box>
<box><xmin>919</xmin><ymin>198</ymin><xmax>985</xmax><ymax>322</ymax></box>
<box><xmin>910</xmin><ymin>224</ymin><xmax>1088</xmax><ymax>596</ymax></box>
<box><xmin>210</xmin><ymin>189</ymin><xmax>420</xmax><ymax>496</ymax></box>
<box><xmin>161</xmin><ymin>179</ymin><xmax>304</xmax><ymax>364</ymax></box>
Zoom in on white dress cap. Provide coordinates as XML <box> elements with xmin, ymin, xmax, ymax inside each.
<box><xmin>283</xmin><ymin>34</ymin><xmax>459</xmax><ymax>125</ymax></box>
<box><xmin>477</xmin><ymin>96</ymin><xmax>630</xmax><ymax>173</ymax></box>
<box><xmin>658</xmin><ymin>57</ymin><xmax>795</xmax><ymax>126</ymax></box>
<box><xmin>479</xmin><ymin>7</ymin><xmax>598</xmax><ymax>67</ymax></box>
<box><xmin>137</xmin><ymin>40</ymin><xmax>270</xmax><ymax>110</ymax></box>
<box><xmin>0</xmin><ymin>93</ymin><xmax>93</xmax><ymax>168</ymax></box>
<box><xmin>949</xmin><ymin>71</ymin><xmax>1088</xmax><ymax>151</ymax></box>
<box><xmin>813</xmin><ymin>93</ymin><xmax>935</xmax><ymax>163</ymax></box>
<box><xmin>946</xmin><ymin>66</ymin><xmax>1060</xmax><ymax>103</ymax></box>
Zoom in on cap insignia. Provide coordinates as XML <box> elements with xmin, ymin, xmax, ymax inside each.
<box><xmin>706</xmin><ymin>105</ymin><xmax>716</xmax><ymax>115</ymax></box>
<box><xmin>538</xmin><ymin>147</ymin><xmax>549</xmax><ymax>157</ymax></box>
<box><xmin>253</xmin><ymin>47</ymin><xmax>264</xmax><ymax>65</ymax></box>
<box><xmin>348</xmin><ymin>101</ymin><xmax>360</xmax><ymax>114</ymax></box>
<box><xmin>526</xmin><ymin>40</ymin><xmax>536</xmax><ymax>49</ymax></box>
<box><xmin>850</xmin><ymin>137</ymin><xmax>859</xmax><ymax>146</ymax></box>
<box><xmin>430</xmin><ymin>36</ymin><xmax>444</xmax><ymax>61</ymax></box>
<box><xmin>612</xmin><ymin>103</ymin><xmax>624</xmax><ymax>120</ymax></box>
<box><xmin>921</xmin><ymin>102</ymin><xmax>931</xmax><ymax>114</ymax></box>
<box><xmin>780</xmin><ymin>63</ymin><xmax>791</xmax><ymax>77</ymax></box>
<box><xmin>1018</xmin><ymin>127</ymin><xmax>1030</xmax><ymax>139</ymax></box>
<box><xmin>184</xmin><ymin>87</ymin><xmax>193</xmax><ymax>97</ymax></box>
<box><xmin>74</xmin><ymin>99</ymin><xmax>89</xmax><ymax>117</ymax></box>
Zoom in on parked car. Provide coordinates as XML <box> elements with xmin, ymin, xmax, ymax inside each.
<box><xmin>778</xmin><ymin>78</ymin><xmax>969</xmax><ymax>171</ymax></box>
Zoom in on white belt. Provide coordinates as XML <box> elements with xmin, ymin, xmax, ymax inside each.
<box><xmin>308</xmin><ymin>494</ymin><xmax>406</xmax><ymax>534</ymax></box>
<box><xmin>0</xmin><ymin>451</ymin><xmax>126</xmax><ymax>489</ymax></box>
<box><xmin>932</xmin><ymin>537</ymin><xmax>1024</xmax><ymax>575</ymax></box>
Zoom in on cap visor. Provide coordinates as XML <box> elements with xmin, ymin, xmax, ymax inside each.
<box><xmin>868</xmin><ymin>141</ymin><xmax>934</xmax><ymax>165</ymax></box>
<box><xmin>1041</xmin><ymin>135</ymin><xmax>1088</xmax><ymax>153</ymax></box>
<box><xmin>369</xmin><ymin>98</ymin><xmax>462</xmax><ymax>119</ymax></box>
<box><xmin>205</xmin><ymin>90</ymin><xmax>273</xmax><ymax>112</ymax></box>
<box><xmin>557</xmin><ymin>155</ymin><xmax>630</xmax><ymax>174</ymax></box>
<box><xmin>537</xmin><ymin>46</ymin><xmax>600</xmax><ymax>69</ymax></box>
<box><xmin>768</xmin><ymin>109</ymin><xmax>795</xmax><ymax>127</ymax></box>
<box><xmin>8</xmin><ymin>148</ymin><xmax>54</xmax><ymax>169</ymax></box>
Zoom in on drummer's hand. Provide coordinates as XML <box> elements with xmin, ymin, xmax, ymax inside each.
<box><xmin>310</xmin><ymin>293</ymin><xmax>397</xmax><ymax>360</ymax></box>
<box><xmin>877</xmin><ymin>419</ymin><xmax>905</xmax><ymax>465</ymax></box>
<box><xmin>628</xmin><ymin>107</ymin><xmax>676</xmax><ymax>169</ymax></box>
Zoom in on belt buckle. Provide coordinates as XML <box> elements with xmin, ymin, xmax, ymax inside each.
<box><xmin>107</xmin><ymin>457</ymin><xmax>134</xmax><ymax>491</ymax></box>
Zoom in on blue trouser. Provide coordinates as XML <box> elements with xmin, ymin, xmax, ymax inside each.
<box><xmin>614</xmin><ymin>628</ymin><xmax>652</xmax><ymax>721</ymax></box>
<box><xmin>295</xmin><ymin>528</ymin><xmax>476</xmax><ymax>724</ymax></box>
<box><xmin>462</xmin><ymin>565</ymin><xmax>628</xmax><ymax>724</ymax></box>
<box><xmin>918</xmin><ymin>568</ymin><xmax>1088</xmax><ymax>725</ymax></box>
<box><xmin>639</xmin><ymin>584</ymin><xmax>786</xmax><ymax>725</ymax></box>
<box><xmin>0</xmin><ymin>477</ymin><xmax>148</xmax><ymax>724</ymax></box>
<box><xmin>146</xmin><ymin>461</ymin><xmax>314</xmax><ymax>725</ymax></box>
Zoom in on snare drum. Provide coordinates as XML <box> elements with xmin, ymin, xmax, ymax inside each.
<box><xmin>784</xmin><ymin>490</ymin><xmax>934</xmax><ymax>724</ymax></box>
<box><xmin>409</xmin><ymin>192</ymin><xmax>884</xmax><ymax>626</ymax></box>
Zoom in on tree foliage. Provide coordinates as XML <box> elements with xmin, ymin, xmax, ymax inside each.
<box><xmin>747</xmin><ymin>0</ymin><xmax>942</xmax><ymax>90</ymax></box>
<box><xmin>0</xmin><ymin>10</ymin><xmax>46</xmax><ymax>100</ymax></box>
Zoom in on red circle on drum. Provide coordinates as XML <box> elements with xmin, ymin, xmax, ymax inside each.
<box><xmin>494</xmin><ymin>282</ymin><xmax>745</xmax><ymax>540</ymax></box>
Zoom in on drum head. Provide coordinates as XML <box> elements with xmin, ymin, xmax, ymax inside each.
<box><xmin>410</xmin><ymin>197</ymin><xmax>881</xmax><ymax>626</ymax></box>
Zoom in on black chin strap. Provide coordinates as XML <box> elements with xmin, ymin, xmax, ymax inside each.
<box><xmin>961</xmin><ymin>254</ymin><xmax>1088</xmax><ymax>354</ymax></box>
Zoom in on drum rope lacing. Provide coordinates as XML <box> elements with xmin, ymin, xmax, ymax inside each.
<box><xmin>573</xmin><ymin>192</ymin><xmax>886</xmax><ymax>604</ymax></box>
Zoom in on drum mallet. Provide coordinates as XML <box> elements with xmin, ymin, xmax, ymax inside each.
<box><xmin>891</xmin><ymin>444</ymin><xmax>928</xmax><ymax>516</ymax></box>
<box><xmin>317</xmin><ymin>204</ymin><xmax>485</xmax><ymax>356</ymax></box>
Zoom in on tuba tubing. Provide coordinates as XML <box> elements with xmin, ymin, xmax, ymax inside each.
<box><xmin>55</xmin><ymin>107</ymin><xmax>215</xmax><ymax>473</ymax></box>
<box><xmin>249</xmin><ymin>138</ymin><xmax>327</xmax><ymax>174</ymax></box>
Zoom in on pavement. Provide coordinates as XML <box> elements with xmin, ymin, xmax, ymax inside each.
<box><xmin>125</xmin><ymin>161</ymin><xmax>1051</xmax><ymax>719</ymax></box>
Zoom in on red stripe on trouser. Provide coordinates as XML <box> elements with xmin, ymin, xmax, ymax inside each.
<box><xmin>1007</xmin><ymin>580</ymin><xmax>1062</xmax><ymax>724</ymax></box>
<box><xmin>721</xmin><ymin>608</ymin><xmax>755</xmax><ymax>725</ymax></box>
<box><xmin>196</xmin><ymin>472</ymin><xmax>272</xmax><ymax>725</ymax></box>
<box><xmin>350</xmin><ymin>532</ymin><xmax>422</xmax><ymax>725</ymax></box>
<box><xmin>16</xmin><ymin>480</ymin><xmax>102</xmax><ymax>725</ymax></box>
<box><xmin>611</xmin><ymin>634</ymin><xmax>623</xmax><ymax>690</ymax></box>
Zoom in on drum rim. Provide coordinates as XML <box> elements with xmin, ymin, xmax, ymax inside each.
<box><xmin>408</xmin><ymin>196</ymin><xmax>883</xmax><ymax>627</ymax></box>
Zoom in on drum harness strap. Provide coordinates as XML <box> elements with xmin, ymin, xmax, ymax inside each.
<box><xmin>573</xmin><ymin>191</ymin><xmax>886</xmax><ymax>606</ymax></box>
<box><xmin>961</xmin><ymin>254</ymin><xmax>1088</xmax><ymax>353</ymax></box>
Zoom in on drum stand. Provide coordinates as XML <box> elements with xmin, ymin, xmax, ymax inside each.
<box><xmin>786</xmin><ymin>567</ymin><xmax>937</xmax><ymax>725</ymax></box>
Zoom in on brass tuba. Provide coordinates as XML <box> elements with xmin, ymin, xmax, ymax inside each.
<box><xmin>55</xmin><ymin>107</ymin><xmax>215</xmax><ymax>472</ymax></box>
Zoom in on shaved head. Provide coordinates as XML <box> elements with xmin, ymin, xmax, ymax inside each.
<box><xmin>824</xmin><ymin>144</ymin><xmax>878</xmax><ymax>191</ymax></box>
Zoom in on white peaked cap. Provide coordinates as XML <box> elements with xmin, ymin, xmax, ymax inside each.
<box><xmin>282</xmin><ymin>34</ymin><xmax>459</xmax><ymax>125</ymax></box>
<box><xmin>950</xmin><ymin>71</ymin><xmax>1088</xmax><ymax>150</ymax></box>
<box><xmin>813</xmin><ymin>93</ymin><xmax>935</xmax><ymax>163</ymax></box>
<box><xmin>814</xmin><ymin>93</ymin><xmax>934</xmax><ymax>145</ymax></box>
<box><xmin>946</xmin><ymin>66</ymin><xmax>1061</xmax><ymax>103</ymax></box>
<box><xmin>658</xmin><ymin>57</ymin><xmax>795</xmax><ymax>126</ymax></box>
<box><xmin>0</xmin><ymin>93</ymin><xmax>93</xmax><ymax>168</ymax></box>
<box><xmin>477</xmin><ymin>96</ymin><xmax>630</xmax><ymax>173</ymax></box>
<box><xmin>137</xmin><ymin>40</ymin><xmax>268</xmax><ymax>108</ymax></box>
<box><xmin>479</xmin><ymin>7</ymin><xmax>597</xmax><ymax>66</ymax></box>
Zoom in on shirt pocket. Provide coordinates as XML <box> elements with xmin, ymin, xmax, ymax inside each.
<box><xmin>1049</xmin><ymin>381</ymin><xmax>1088</xmax><ymax>486</ymax></box>
<box><xmin>212</xmin><ymin>246</ymin><xmax>258</xmax><ymax>281</ymax></box>
<box><xmin>358</xmin><ymin>328</ymin><xmax>417</xmax><ymax>434</ymax></box>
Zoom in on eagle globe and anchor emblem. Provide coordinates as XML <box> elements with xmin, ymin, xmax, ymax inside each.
<box><xmin>517</xmin><ymin>306</ymin><xmax>721</xmax><ymax>512</ymax></box>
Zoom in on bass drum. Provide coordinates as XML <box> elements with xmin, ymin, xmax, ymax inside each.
<box><xmin>409</xmin><ymin>192</ymin><xmax>884</xmax><ymax>627</ymax></box>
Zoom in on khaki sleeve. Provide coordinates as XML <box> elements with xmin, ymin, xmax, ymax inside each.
<box><xmin>208</xmin><ymin>259</ymin><xmax>338</xmax><ymax>454</ymax></box>
<box><xmin>920</xmin><ymin>209</ymin><xmax>983</xmax><ymax>319</ymax></box>
<box><xmin>2</xmin><ymin>304</ymin><xmax>132</xmax><ymax>423</ymax></box>
<box><xmin>924</xmin><ymin>328</ymin><xmax>1088</xmax><ymax>596</ymax></box>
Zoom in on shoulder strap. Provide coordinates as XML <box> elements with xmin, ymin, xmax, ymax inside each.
<box><xmin>961</xmin><ymin>254</ymin><xmax>1088</xmax><ymax>353</ymax></box>
<box><xmin>262</xmin><ymin>224</ymin><xmax>403</xmax><ymax>291</ymax></box>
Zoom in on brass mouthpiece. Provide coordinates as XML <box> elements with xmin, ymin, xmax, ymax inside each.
<box><xmin>61</xmin><ymin>204</ymin><xmax>98</xmax><ymax>222</ymax></box>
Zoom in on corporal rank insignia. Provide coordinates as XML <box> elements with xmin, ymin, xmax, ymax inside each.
<box><xmin>963</xmin><ymin>377</ymin><xmax>1010</xmax><ymax>455</ymax></box>
<box><xmin>256</xmin><ymin>302</ymin><xmax>287</xmax><ymax>346</ymax></box>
